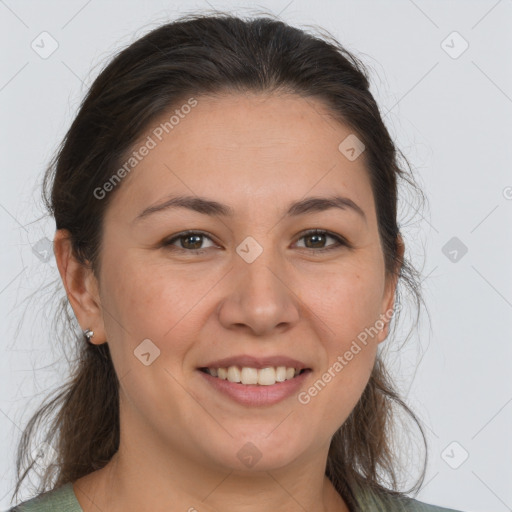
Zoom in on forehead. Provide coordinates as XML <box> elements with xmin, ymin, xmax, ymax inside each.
<box><xmin>107</xmin><ymin>92</ymin><xmax>374</xmax><ymax>220</ymax></box>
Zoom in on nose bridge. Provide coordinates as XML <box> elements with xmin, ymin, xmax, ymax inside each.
<box><xmin>217</xmin><ymin>234</ymin><xmax>300</xmax><ymax>335</ymax></box>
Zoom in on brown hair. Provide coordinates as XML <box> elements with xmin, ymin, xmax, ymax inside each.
<box><xmin>12</xmin><ymin>11</ymin><xmax>428</xmax><ymax>510</ymax></box>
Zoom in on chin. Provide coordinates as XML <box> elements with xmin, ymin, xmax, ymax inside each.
<box><xmin>202</xmin><ymin>428</ymin><xmax>312</xmax><ymax>472</ymax></box>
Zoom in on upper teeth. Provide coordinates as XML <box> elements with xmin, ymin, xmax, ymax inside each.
<box><xmin>206</xmin><ymin>366</ymin><xmax>300</xmax><ymax>385</ymax></box>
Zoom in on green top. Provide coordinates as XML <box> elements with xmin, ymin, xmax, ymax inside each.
<box><xmin>7</xmin><ymin>481</ymin><xmax>464</xmax><ymax>511</ymax></box>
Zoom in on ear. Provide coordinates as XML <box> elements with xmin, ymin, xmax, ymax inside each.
<box><xmin>53</xmin><ymin>229</ymin><xmax>106</xmax><ymax>345</ymax></box>
<box><xmin>376</xmin><ymin>233</ymin><xmax>405</xmax><ymax>344</ymax></box>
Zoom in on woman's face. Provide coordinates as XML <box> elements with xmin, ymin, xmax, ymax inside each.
<box><xmin>93</xmin><ymin>92</ymin><xmax>398</xmax><ymax>473</ymax></box>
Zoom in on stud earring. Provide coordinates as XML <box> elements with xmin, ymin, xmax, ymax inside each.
<box><xmin>83</xmin><ymin>328</ymin><xmax>95</xmax><ymax>345</ymax></box>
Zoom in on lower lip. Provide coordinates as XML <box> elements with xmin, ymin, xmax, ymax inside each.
<box><xmin>198</xmin><ymin>369</ymin><xmax>312</xmax><ymax>406</ymax></box>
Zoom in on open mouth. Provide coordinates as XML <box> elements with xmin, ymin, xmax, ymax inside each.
<box><xmin>199</xmin><ymin>366</ymin><xmax>311</xmax><ymax>386</ymax></box>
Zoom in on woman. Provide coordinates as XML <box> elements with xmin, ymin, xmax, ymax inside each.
<box><xmin>8</xmin><ymin>12</ymin><xmax>464</xmax><ymax>512</ymax></box>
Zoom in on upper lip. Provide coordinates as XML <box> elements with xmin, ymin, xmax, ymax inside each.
<box><xmin>199</xmin><ymin>355</ymin><xmax>310</xmax><ymax>370</ymax></box>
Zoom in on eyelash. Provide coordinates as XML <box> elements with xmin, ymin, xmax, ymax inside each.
<box><xmin>162</xmin><ymin>229</ymin><xmax>349</xmax><ymax>255</ymax></box>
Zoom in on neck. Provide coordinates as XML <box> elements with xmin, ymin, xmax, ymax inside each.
<box><xmin>73</xmin><ymin>440</ymin><xmax>349</xmax><ymax>512</ymax></box>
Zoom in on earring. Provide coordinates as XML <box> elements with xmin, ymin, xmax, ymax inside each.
<box><xmin>84</xmin><ymin>328</ymin><xmax>95</xmax><ymax>344</ymax></box>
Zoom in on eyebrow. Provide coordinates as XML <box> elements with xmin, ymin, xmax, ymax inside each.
<box><xmin>134</xmin><ymin>194</ymin><xmax>366</xmax><ymax>224</ymax></box>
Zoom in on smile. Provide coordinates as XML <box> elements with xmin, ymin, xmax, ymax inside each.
<box><xmin>199</xmin><ymin>366</ymin><xmax>308</xmax><ymax>386</ymax></box>
<box><xmin>198</xmin><ymin>366</ymin><xmax>312</xmax><ymax>406</ymax></box>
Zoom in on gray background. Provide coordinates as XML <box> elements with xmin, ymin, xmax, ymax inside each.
<box><xmin>1</xmin><ymin>1</ymin><xmax>511</xmax><ymax>511</ymax></box>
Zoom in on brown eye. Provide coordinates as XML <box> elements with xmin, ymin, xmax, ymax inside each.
<box><xmin>178</xmin><ymin>233</ymin><xmax>203</xmax><ymax>250</ymax></box>
<box><xmin>163</xmin><ymin>231</ymin><xmax>216</xmax><ymax>253</ymax></box>
<box><xmin>162</xmin><ymin>229</ymin><xmax>348</xmax><ymax>255</ymax></box>
<box><xmin>295</xmin><ymin>229</ymin><xmax>347</xmax><ymax>253</ymax></box>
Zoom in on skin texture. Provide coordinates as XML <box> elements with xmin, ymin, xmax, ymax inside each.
<box><xmin>54</xmin><ymin>92</ymin><xmax>403</xmax><ymax>512</ymax></box>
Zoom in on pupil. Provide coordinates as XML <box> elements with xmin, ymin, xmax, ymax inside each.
<box><xmin>184</xmin><ymin>234</ymin><xmax>202</xmax><ymax>249</ymax></box>
<box><xmin>306</xmin><ymin>233</ymin><xmax>324</xmax><ymax>248</ymax></box>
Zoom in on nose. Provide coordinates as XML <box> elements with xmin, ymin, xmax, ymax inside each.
<box><xmin>216</xmin><ymin>246</ymin><xmax>300</xmax><ymax>337</ymax></box>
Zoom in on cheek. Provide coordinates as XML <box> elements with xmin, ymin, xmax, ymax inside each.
<box><xmin>99</xmin><ymin>260</ymin><xmax>201</xmax><ymax>421</ymax></box>
<box><xmin>100</xmin><ymin>256</ymin><xmax>215</xmax><ymax>366</ymax></box>
<box><xmin>301</xmin><ymin>325</ymin><xmax>378</xmax><ymax>433</ymax></box>
<box><xmin>298</xmin><ymin>265</ymin><xmax>383</xmax><ymax>420</ymax></box>
<box><xmin>307</xmin><ymin>260</ymin><xmax>386</xmax><ymax>347</ymax></box>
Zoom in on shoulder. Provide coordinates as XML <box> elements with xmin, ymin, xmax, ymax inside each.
<box><xmin>5</xmin><ymin>483</ymin><xmax>83</xmax><ymax>512</ymax></box>
<box><xmin>353</xmin><ymin>484</ymin><xmax>465</xmax><ymax>512</ymax></box>
<box><xmin>399</xmin><ymin>495</ymin><xmax>465</xmax><ymax>512</ymax></box>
